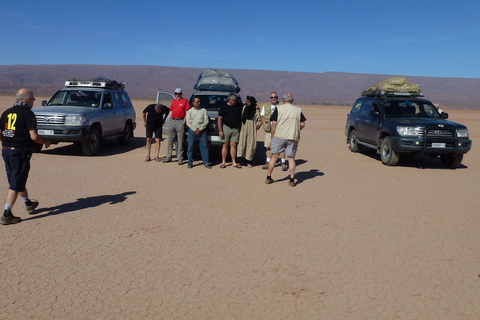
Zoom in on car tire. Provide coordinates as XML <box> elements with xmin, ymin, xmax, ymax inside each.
<box><xmin>81</xmin><ymin>127</ymin><xmax>100</xmax><ymax>156</ymax></box>
<box><xmin>348</xmin><ymin>129</ymin><xmax>361</xmax><ymax>153</ymax></box>
<box><xmin>118</xmin><ymin>122</ymin><xmax>132</xmax><ymax>145</ymax></box>
<box><xmin>32</xmin><ymin>142</ymin><xmax>43</xmax><ymax>153</ymax></box>
<box><xmin>440</xmin><ymin>153</ymin><xmax>463</xmax><ymax>169</ymax></box>
<box><xmin>380</xmin><ymin>136</ymin><xmax>399</xmax><ymax>166</ymax></box>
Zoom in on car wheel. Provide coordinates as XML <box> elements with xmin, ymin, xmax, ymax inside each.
<box><xmin>81</xmin><ymin>127</ymin><xmax>100</xmax><ymax>156</ymax></box>
<box><xmin>32</xmin><ymin>142</ymin><xmax>43</xmax><ymax>153</ymax></box>
<box><xmin>118</xmin><ymin>122</ymin><xmax>132</xmax><ymax>145</ymax></box>
<box><xmin>380</xmin><ymin>136</ymin><xmax>399</xmax><ymax>166</ymax></box>
<box><xmin>348</xmin><ymin>129</ymin><xmax>361</xmax><ymax>152</ymax></box>
<box><xmin>440</xmin><ymin>153</ymin><xmax>463</xmax><ymax>169</ymax></box>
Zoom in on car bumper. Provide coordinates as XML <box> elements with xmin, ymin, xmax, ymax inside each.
<box><xmin>390</xmin><ymin>136</ymin><xmax>472</xmax><ymax>154</ymax></box>
<box><xmin>36</xmin><ymin>125</ymin><xmax>91</xmax><ymax>142</ymax></box>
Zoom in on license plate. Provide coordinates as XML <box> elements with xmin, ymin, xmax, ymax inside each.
<box><xmin>38</xmin><ymin>130</ymin><xmax>54</xmax><ymax>135</ymax></box>
<box><xmin>209</xmin><ymin>135</ymin><xmax>220</xmax><ymax>141</ymax></box>
<box><xmin>432</xmin><ymin>143</ymin><xmax>446</xmax><ymax>148</ymax></box>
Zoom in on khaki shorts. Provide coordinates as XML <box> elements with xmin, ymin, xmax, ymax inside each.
<box><xmin>271</xmin><ymin>137</ymin><xmax>298</xmax><ymax>157</ymax></box>
<box><xmin>220</xmin><ymin>124</ymin><xmax>239</xmax><ymax>143</ymax></box>
<box><xmin>264</xmin><ymin>131</ymin><xmax>272</xmax><ymax>148</ymax></box>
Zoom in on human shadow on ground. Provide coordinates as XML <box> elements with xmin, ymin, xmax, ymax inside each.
<box><xmin>23</xmin><ymin>191</ymin><xmax>136</xmax><ymax>221</ymax></box>
<box><xmin>273</xmin><ymin>169</ymin><xmax>324</xmax><ymax>185</ymax></box>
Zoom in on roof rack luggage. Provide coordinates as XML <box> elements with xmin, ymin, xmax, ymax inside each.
<box><xmin>194</xmin><ymin>69</ymin><xmax>240</xmax><ymax>93</ymax></box>
<box><xmin>362</xmin><ymin>76</ymin><xmax>422</xmax><ymax>97</ymax></box>
<box><xmin>65</xmin><ymin>77</ymin><xmax>125</xmax><ymax>90</ymax></box>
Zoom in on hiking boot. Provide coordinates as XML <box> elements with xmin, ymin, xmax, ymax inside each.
<box><xmin>1</xmin><ymin>214</ymin><xmax>21</xmax><ymax>225</ymax></box>
<box><xmin>281</xmin><ymin>163</ymin><xmax>288</xmax><ymax>171</ymax></box>
<box><xmin>205</xmin><ymin>164</ymin><xmax>212</xmax><ymax>169</ymax></box>
<box><xmin>162</xmin><ymin>158</ymin><xmax>172</xmax><ymax>163</ymax></box>
<box><xmin>262</xmin><ymin>161</ymin><xmax>269</xmax><ymax>170</ymax></box>
<box><xmin>187</xmin><ymin>163</ymin><xmax>193</xmax><ymax>168</ymax></box>
<box><xmin>288</xmin><ymin>180</ymin><xmax>296</xmax><ymax>187</ymax></box>
<box><xmin>178</xmin><ymin>160</ymin><xmax>184</xmax><ymax>165</ymax></box>
<box><xmin>26</xmin><ymin>199</ymin><xmax>39</xmax><ymax>215</ymax></box>
<box><xmin>265</xmin><ymin>177</ymin><xmax>274</xmax><ymax>184</ymax></box>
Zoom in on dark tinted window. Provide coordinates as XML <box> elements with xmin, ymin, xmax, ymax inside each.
<box><xmin>190</xmin><ymin>94</ymin><xmax>242</xmax><ymax>111</ymax></box>
<box><xmin>350</xmin><ymin>100</ymin><xmax>363</xmax><ymax>115</ymax></box>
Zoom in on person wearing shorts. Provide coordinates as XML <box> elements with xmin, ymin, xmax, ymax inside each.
<box><xmin>218</xmin><ymin>93</ymin><xmax>243</xmax><ymax>168</ymax></box>
<box><xmin>143</xmin><ymin>103</ymin><xmax>170</xmax><ymax>162</ymax></box>
<box><xmin>261</xmin><ymin>92</ymin><xmax>287</xmax><ymax>170</ymax></box>
<box><xmin>0</xmin><ymin>89</ymin><xmax>51</xmax><ymax>225</ymax></box>
<box><xmin>266</xmin><ymin>93</ymin><xmax>306</xmax><ymax>187</ymax></box>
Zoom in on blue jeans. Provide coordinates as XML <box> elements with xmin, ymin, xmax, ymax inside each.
<box><xmin>187</xmin><ymin>129</ymin><xmax>209</xmax><ymax>165</ymax></box>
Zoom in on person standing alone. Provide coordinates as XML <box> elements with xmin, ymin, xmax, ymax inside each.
<box><xmin>0</xmin><ymin>89</ymin><xmax>51</xmax><ymax>225</ymax></box>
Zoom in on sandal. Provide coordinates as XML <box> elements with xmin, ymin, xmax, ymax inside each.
<box><xmin>145</xmin><ymin>156</ymin><xmax>151</xmax><ymax>162</ymax></box>
<box><xmin>154</xmin><ymin>157</ymin><xmax>161</xmax><ymax>162</ymax></box>
<box><xmin>220</xmin><ymin>164</ymin><xmax>226</xmax><ymax>169</ymax></box>
<box><xmin>234</xmin><ymin>164</ymin><xmax>242</xmax><ymax>168</ymax></box>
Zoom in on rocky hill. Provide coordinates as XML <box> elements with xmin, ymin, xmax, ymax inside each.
<box><xmin>0</xmin><ymin>65</ymin><xmax>479</xmax><ymax>109</ymax></box>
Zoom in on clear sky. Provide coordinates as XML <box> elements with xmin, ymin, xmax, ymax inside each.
<box><xmin>1</xmin><ymin>0</ymin><xmax>479</xmax><ymax>78</ymax></box>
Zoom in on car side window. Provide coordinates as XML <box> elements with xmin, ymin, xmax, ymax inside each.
<box><xmin>360</xmin><ymin>100</ymin><xmax>373</xmax><ymax>116</ymax></box>
<box><xmin>350</xmin><ymin>100</ymin><xmax>362</xmax><ymax>115</ymax></box>
<box><xmin>119</xmin><ymin>92</ymin><xmax>132</xmax><ymax>108</ymax></box>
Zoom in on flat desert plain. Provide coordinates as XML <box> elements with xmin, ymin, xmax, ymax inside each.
<box><xmin>0</xmin><ymin>95</ymin><xmax>479</xmax><ymax>320</ymax></box>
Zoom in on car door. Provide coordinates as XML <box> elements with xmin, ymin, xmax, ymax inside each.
<box><xmin>156</xmin><ymin>91</ymin><xmax>175</xmax><ymax>135</ymax></box>
<box><xmin>356</xmin><ymin>99</ymin><xmax>380</xmax><ymax>144</ymax></box>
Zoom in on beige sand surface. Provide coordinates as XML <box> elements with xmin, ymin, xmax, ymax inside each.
<box><xmin>0</xmin><ymin>95</ymin><xmax>479</xmax><ymax>319</ymax></box>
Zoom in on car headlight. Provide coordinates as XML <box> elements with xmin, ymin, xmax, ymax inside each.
<box><xmin>456</xmin><ymin>128</ymin><xmax>469</xmax><ymax>138</ymax></box>
<box><xmin>64</xmin><ymin>115</ymin><xmax>87</xmax><ymax>125</ymax></box>
<box><xmin>397</xmin><ymin>126</ymin><xmax>422</xmax><ymax>136</ymax></box>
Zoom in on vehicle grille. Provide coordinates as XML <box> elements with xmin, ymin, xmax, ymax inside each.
<box><xmin>207</xmin><ymin>118</ymin><xmax>219</xmax><ymax>135</ymax></box>
<box><xmin>426</xmin><ymin>128</ymin><xmax>454</xmax><ymax>138</ymax></box>
<box><xmin>35</xmin><ymin>115</ymin><xmax>66</xmax><ymax>125</ymax></box>
<box><xmin>423</xmin><ymin>126</ymin><xmax>456</xmax><ymax>149</ymax></box>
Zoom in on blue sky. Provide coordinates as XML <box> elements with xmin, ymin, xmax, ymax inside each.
<box><xmin>1</xmin><ymin>0</ymin><xmax>479</xmax><ymax>78</ymax></box>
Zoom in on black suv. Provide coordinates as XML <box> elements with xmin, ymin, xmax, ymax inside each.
<box><xmin>345</xmin><ymin>93</ymin><xmax>472</xmax><ymax>168</ymax></box>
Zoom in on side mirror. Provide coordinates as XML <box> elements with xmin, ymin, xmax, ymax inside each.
<box><xmin>103</xmin><ymin>103</ymin><xmax>113</xmax><ymax>109</ymax></box>
<box><xmin>42</xmin><ymin>100</ymin><xmax>47</xmax><ymax>106</ymax></box>
<box><xmin>441</xmin><ymin>112</ymin><xmax>448</xmax><ymax>119</ymax></box>
<box><xmin>370</xmin><ymin>111</ymin><xmax>379</xmax><ymax>118</ymax></box>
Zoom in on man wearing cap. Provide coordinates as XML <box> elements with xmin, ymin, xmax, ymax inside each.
<box><xmin>163</xmin><ymin>88</ymin><xmax>190</xmax><ymax>165</ymax></box>
<box><xmin>265</xmin><ymin>93</ymin><xmax>306</xmax><ymax>187</ymax></box>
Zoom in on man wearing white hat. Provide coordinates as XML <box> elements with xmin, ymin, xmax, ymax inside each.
<box><xmin>163</xmin><ymin>88</ymin><xmax>190</xmax><ymax>165</ymax></box>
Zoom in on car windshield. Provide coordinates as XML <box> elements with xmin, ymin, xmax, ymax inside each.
<box><xmin>384</xmin><ymin>100</ymin><xmax>440</xmax><ymax>118</ymax></box>
<box><xmin>191</xmin><ymin>94</ymin><xmax>242</xmax><ymax>111</ymax></box>
<box><xmin>47</xmin><ymin>90</ymin><xmax>101</xmax><ymax>107</ymax></box>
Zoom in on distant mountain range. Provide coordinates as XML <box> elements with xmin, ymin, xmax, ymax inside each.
<box><xmin>0</xmin><ymin>65</ymin><xmax>479</xmax><ymax>109</ymax></box>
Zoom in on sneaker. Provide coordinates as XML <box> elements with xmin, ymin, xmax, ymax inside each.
<box><xmin>205</xmin><ymin>164</ymin><xmax>212</xmax><ymax>169</ymax></box>
<box><xmin>178</xmin><ymin>160</ymin><xmax>184</xmax><ymax>165</ymax></box>
<box><xmin>187</xmin><ymin>163</ymin><xmax>193</xmax><ymax>168</ymax></box>
<box><xmin>162</xmin><ymin>158</ymin><xmax>172</xmax><ymax>163</ymax></box>
<box><xmin>26</xmin><ymin>199</ymin><xmax>39</xmax><ymax>214</ymax></box>
<box><xmin>265</xmin><ymin>177</ymin><xmax>274</xmax><ymax>184</ymax></box>
<box><xmin>288</xmin><ymin>180</ymin><xmax>296</xmax><ymax>187</ymax></box>
<box><xmin>281</xmin><ymin>163</ymin><xmax>288</xmax><ymax>171</ymax></box>
<box><xmin>1</xmin><ymin>214</ymin><xmax>21</xmax><ymax>225</ymax></box>
<box><xmin>262</xmin><ymin>162</ymin><xmax>269</xmax><ymax>170</ymax></box>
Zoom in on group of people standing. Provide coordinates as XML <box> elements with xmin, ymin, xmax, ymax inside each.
<box><xmin>143</xmin><ymin>89</ymin><xmax>306</xmax><ymax>186</ymax></box>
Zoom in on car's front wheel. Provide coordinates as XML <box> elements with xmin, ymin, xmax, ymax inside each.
<box><xmin>440</xmin><ymin>153</ymin><xmax>463</xmax><ymax>169</ymax></box>
<box><xmin>348</xmin><ymin>129</ymin><xmax>361</xmax><ymax>153</ymax></box>
<box><xmin>81</xmin><ymin>127</ymin><xmax>100</xmax><ymax>156</ymax></box>
<box><xmin>380</xmin><ymin>136</ymin><xmax>399</xmax><ymax>166</ymax></box>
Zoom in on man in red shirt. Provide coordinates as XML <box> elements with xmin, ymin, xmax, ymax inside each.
<box><xmin>163</xmin><ymin>88</ymin><xmax>190</xmax><ymax>165</ymax></box>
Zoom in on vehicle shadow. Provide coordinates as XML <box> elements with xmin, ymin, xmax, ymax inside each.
<box><xmin>357</xmin><ymin>147</ymin><xmax>468</xmax><ymax>169</ymax></box>
<box><xmin>37</xmin><ymin>137</ymin><xmax>150</xmax><ymax>157</ymax></box>
<box><xmin>23</xmin><ymin>191</ymin><xmax>136</xmax><ymax>221</ymax></box>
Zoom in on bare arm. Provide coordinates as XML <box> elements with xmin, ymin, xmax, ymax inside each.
<box><xmin>300</xmin><ymin>122</ymin><xmax>305</xmax><ymax>130</ymax></box>
<box><xmin>218</xmin><ymin>116</ymin><xmax>224</xmax><ymax>138</ymax></box>
<box><xmin>271</xmin><ymin>121</ymin><xmax>277</xmax><ymax>137</ymax></box>
<box><xmin>143</xmin><ymin>113</ymin><xmax>147</xmax><ymax>127</ymax></box>
<box><xmin>29</xmin><ymin>129</ymin><xmax>51</xmax><ymax>148</ymax></box>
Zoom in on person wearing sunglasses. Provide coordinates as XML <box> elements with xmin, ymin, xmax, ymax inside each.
<box><xmin>261</xmin><ymin>92</ymin><xmax>287</xmax><ymax>171</ymax></box>
<box><xmin>163</xmin><ymin>88</ymin><xmax>190</xmax><ymax>165</ymax></box>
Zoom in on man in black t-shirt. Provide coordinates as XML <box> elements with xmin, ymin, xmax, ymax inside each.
<box><xmin>0</xmin><ymin>89</ymin><xmax>51</xmax><ymax>225</ymax></box>
<box><xmin>142</xmin><ymin>103</ymin><xmax>170</xmax><ymax>162</ymax></box>
<box><xmin>218</xmin><ymin>93</ymin><xmax>243</xmax><ymax>168</ymax></box>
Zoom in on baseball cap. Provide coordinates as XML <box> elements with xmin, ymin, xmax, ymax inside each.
<box><xmin>174</xmin><ymin>88</ymin><xmax>182</xmax><ymax>94</ymax></box>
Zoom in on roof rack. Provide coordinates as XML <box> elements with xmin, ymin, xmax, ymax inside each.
<box><xmin>65</xmin><ymin>77</ymin><xmax>125</xmax><ymax>90</ymax></box>
<box><xmin>362</xmin><ymin>90</ymin><xmax>424</xmax><ymax>98</ymax></box>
